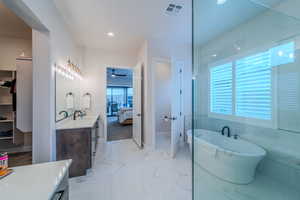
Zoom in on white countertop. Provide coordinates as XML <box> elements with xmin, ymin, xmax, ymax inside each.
<box><xmin>56</xmin><ymin>115</ymin><xmax>99</xmax><ymax>130</ymax></box>
<box><xmin>0</xmin><ymin>160</ymin><xmax>71</xmax><ymax>200</ymax></box>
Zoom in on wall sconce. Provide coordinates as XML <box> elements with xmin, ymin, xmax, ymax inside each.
<box><xmin>67</xmin><ymin>59</ymin><xmax>83</xmax><ymax>80</ymax></box>
<box><xmin>54</xmin><ymin>59</ymin><xmax>83</xmax><ymax>80</ymax></box>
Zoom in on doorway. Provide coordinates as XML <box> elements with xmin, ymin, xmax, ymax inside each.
<box><xmin>154</xmin><ymin>60</ymin><xmax>172</xmax><ymax>153</ymax></box>
<box><xmin>106</xmin><ymin>67</ymin><xmax>133</xmax><ymax>141</ymax></box>
<box><xmin>0</xmin><ymin>2</ymin><xmax>33</xmax><ymax>167</ymax></box>
<box><xmin>153</xmin><ymin>58</ymin><xmax>184</xmax><ymax>157</ymax></box>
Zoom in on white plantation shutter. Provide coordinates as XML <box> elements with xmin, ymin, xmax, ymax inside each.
<box><xmin>235</xmin><ymin>52</ymin><xmax>272</xmax><ymax>120</ymax></box>
<box><xmin>210</xmin><ymin>63</ymin><xmax>233</xmax><ymax>115</ymax></box>
<box><xmin>209</xmin><ymin>42</ymin><xmax>294</xmax><ymax>123</ymax></box>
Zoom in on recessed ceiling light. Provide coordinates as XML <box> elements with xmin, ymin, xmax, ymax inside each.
<box><xmin>212</xmin><ymin>54</ymin><xmax>217</xmax><ymax>57</ymax></box>
<box><xmin>217</xmin><ymin>0</ymin><xmax>227</xmax><ymax>5</ymax></box>
<box><xmin>107</xmin><ymin>32</ymin><xmax>115</xmax><ymax>37</ymax></box>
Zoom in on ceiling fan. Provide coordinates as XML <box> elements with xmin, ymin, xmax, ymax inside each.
<box><xmin>111</xmin><ymin>69</ymin><xmax>127</xmax><ymax>77</ymax></box>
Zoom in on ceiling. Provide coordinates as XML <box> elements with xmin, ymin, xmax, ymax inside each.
<box><xmin>53</xmin><ymin>0</ymin><xmax>191</xmax><ymax>54</ymax></box>
<box><xmin>195</xmin><ymin>0</ymin><xmax>284</xmax><ymax>46</ymax></box>
<box><xmin>0</xmin><ymin>1</ymin><xmax>31</xmax><ymax>39</ymax></box>
<box><xmin>107</xmin><ymin>68</ymin><xmax>133</xmax><ymax>86</ymax></box>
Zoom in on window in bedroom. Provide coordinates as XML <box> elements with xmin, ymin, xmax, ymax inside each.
<box><xmin>106</xmin><ymin>87</ymin><xmax>133</xmax><ymax>116</ymax></box>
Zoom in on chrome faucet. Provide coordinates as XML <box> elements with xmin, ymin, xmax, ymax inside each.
<box><xmin>73</xmin><ymin>110</ymin><xmax>83</xmax><ymax>120</ymax></box>
<box><xmin>221</xmin><ymin>126</ymin><xmax>231</xmax><ymax>138</ymax></box>
<box><xmin>59</xmin><ymin>110</ymin><xmax>68</xmax><ymax>119</ymax></box>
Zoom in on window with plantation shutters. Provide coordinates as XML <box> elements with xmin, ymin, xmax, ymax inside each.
<box><xmin>210</xmin><ymin>63</ymin><xmax>233</xmax><ymax>115</ymax></box>
<box><xmin>235</xmin><ymin>52</ymin><xmax>272</xmax><ymax>120</ymax></box>
<box><xmin>209</xmin><ymin>42</ymin><xmax>294</xmax><ymax>126</ymax></box>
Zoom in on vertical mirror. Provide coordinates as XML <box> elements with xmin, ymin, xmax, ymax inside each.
<box><xmin>55</xmin><ymin>62</ymin><xmax>82</xmax><ymax>122</ymax></box>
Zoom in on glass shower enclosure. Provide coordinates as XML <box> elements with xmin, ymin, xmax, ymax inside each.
<box><xmin>193</xmin><ymin>0</ymin><xmax>300</xmax><ymax>199</ymax></box>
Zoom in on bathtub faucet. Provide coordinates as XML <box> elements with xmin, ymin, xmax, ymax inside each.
<box><xmin>221</xmin><ymin>126</ymin><xmax>231</xmax><ymax>138</ymax></box>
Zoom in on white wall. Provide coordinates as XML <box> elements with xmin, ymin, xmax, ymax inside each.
<box><xmin>32</xmin><ymin>30</ymin><xmax>52</xmax><ymax>163</ymax></box>
<box><xmin>0</xmin><ymin>36</ymin><xmax>32</xmax><ymax>70</ymax></box>
<box><xmin>195</xmin><ymin>0</ymin><xmax>300</xmax><ymax>133</ymax></box>
<box><xmin>154</xmin><ymin>61</ymin><xmax>171</xmax><ymax>134</ymax></box>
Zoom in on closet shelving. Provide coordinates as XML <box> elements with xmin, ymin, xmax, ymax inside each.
<box><xmin>0</xmin><ymin>69</ymin><xmax>15</xmax><ymax>141</ymax></box>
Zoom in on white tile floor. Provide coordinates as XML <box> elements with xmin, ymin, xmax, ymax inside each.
<box><xmin>69</xmin><ymin>139</ymin><xmax>192</xmax><ymax>200</ymax></box>
<box><xmin>69</xmin><ymin>136</ymin><xmax>300</xmax><ymax>200</ymax></box>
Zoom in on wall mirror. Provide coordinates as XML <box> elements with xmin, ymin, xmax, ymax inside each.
<box><xmin>55</xmin><ymin>63</ymin><xmax>82</xmax><ymax>122</ymax></box>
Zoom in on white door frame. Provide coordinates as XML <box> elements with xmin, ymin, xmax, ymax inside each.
<box><xmin>151</xmin><ymin>58</ymin><xmax>184</xmax><ymax>152</ymax></box>
<box><xmin>132</xmin><ymin>62</ymin><xmax>144</xmax><ymax>148</ymax></box>
<box><xmin>151</xmin><ymin>57</ymin><xmax>172</xmax><ymax>150</ymax></box>
<box><xmin>3</xmin><ymin>1</ymin><xmax>53</xmax><ymax>163</ymax></box>
<box><xmin>104</xmin><ymin>65</ymin><xmax>133</xmax><ymax>142</ymax></box>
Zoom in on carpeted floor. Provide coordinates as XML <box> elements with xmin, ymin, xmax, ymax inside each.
<box><xmin>107</xmin><ymin>117</ymin><xmax>132</xmax><ymax>141</ymax></box>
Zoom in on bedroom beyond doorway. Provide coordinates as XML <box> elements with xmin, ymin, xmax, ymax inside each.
<box><xmin>106</xmin><ymin>67</ymin><xmax>133</xmax><ymax>141</ymax></box>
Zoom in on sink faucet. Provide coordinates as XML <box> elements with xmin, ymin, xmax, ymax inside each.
<box><xmin>221</xmin><ymin>126</ymin><xmax>231</xmax><ymax>138</ymax></box>
<box><xmin>73</xmin><ymin>110</ymin><xmax>83</xmax><ymax>120</ymax></box>
<box><xmin>59</xmin><ymin>110</ymin><xmax>68</xmax><ymax>119</ymax></box>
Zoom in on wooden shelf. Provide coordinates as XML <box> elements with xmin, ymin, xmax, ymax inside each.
<box><xmin>0</xmin><ymin>67</ymin><xmax>14</xmax><ymax>145</ymax></box>
<box><xmin>0</xmin><ymin>68</ymin><xmax>15</xmax><ymax>72</ymax></box>
<box><xmin>0</xmin><ymin>136</ymin><xmax>13</xmax><ymax>140</ymax></box>
<box><xmin>0</xmin><ymin>104</ymin><xmax>12</xmax><ymax>106</ymax></box>
<box><xmin>0</xmin><ymin>120</ymin><xmax>13</xmax><ymax>123</ymax></box>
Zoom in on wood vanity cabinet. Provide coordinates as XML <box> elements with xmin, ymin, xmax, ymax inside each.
<box><xmin>56</xmin><ymin>119</ymin><xmax>100</xmax><ymax>177</ymax></box>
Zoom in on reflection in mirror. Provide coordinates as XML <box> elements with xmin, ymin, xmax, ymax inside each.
<box><xmin>55</xmin><ymin>65</ymin><xmax>82</xmax><ymax>122</ymax></box>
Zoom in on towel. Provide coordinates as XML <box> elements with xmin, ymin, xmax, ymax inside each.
<box><xmin>82</xmin><ymin>94</ymin><xmax>91</xmax><ymax>109</ymax></box>
<box><xmin>66</xmin><ymin>94</ymin><xmax>74</xmax><ymax>109</ymax></box>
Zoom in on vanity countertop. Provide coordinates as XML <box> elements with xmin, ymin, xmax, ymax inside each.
<box><xmin>56</xmin><ymin>114</ymin><xmax>100</xmax><ymax>130</ymax></box>
<box><xmin>0</xmin><ymin>160</ymin><xmax>71</xmax><ymax>200</ymax></box>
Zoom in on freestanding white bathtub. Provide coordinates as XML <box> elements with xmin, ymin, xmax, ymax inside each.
<box><xmin>187</xmin><ymin>129</ymin><xmax>266</xmax><ymax>184</ymax></box>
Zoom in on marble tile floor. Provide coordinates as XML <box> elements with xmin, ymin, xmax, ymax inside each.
<box><xmin>69</xmin><ymin>139</ymin><xmax>192</xmax><ymax>200</ymax></box>
<box><xmin>69</xmin><ymin>137</ymin><xmax>300</xmax><ymax>200</ymax></box>
<box><xmin>155</xmin><ymin>133</ymin><xmax>171</xmax><ymax>155</ymax></box>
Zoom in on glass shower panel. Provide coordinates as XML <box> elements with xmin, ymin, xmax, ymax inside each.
<box><xmin>193</xmin><ymin>0</ymin><xmax>300</xmax><ymax>199</ymax></box>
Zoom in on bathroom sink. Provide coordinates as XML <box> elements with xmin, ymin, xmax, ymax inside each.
<box><xmin>56</xmin><ymin>115</ymin><xmax>99</xmax><ymax>130</ymax></box>
<box><xmin>78</xmin><ymin>115</ymin><xmax>98</xmax><ymax>121</ymax></box>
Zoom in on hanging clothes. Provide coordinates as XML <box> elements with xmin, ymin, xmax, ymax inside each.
<box><xmin>10</xmin><ymin>79</ymin><xmax>16</xmax><ymax>112</ymax></box>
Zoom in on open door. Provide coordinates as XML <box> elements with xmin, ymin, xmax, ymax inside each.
<box><xmin>170</xmin><ymin>60</ymin><xmax>184</xmax><ymax>158</ymax></box>
<box><xmin>132</xmin><ymin>63</ymin><xmax>143</xmax><ymax>148</ymax></box>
